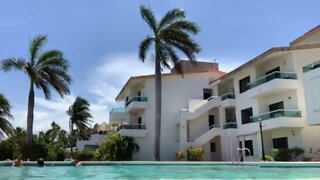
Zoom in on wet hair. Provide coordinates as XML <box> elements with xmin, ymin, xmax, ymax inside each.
<box><xmin>37</xmin><ymin>158</ymin><xmax>44</xmax><ymax>167</ymax></box>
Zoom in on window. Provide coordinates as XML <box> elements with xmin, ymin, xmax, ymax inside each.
<box><xmin>269</xmin><ymin>101</ymin><xmax>284</xmax><ymax>112</ymax></box>
<box><xmin>210</xmin><ymin>142</ymin><xmax>216</xmax><ymax>152</ymax></box>
<box><xmin>241</xmin><ymin>107</ymin><xmax>253</xmax><ymax>124</ymax></box>
<box><xmin>209</xmin><ymin>115</ymin><xmax>215</xmax><ymax>129</ymax></box>
<box><xmin>273</xmin><ymin>137</ymin><xmax>288</xmax><ymax>149</ymax></box>
<box><xmin>266</xmin><ymin>67</ymin><xmax>280</xmax><ymax>75</ymax></box>
<box><xmin>244</xmin><ymin>140</ymin><xmax>254</xmax><ymax>156</ymax></box>
<box><xmin>269</xmin><ymin>101</ymin><xmax>284</xmax><ymax>118</ymax></box>
<box><xmin>203</xmin><ymin>89</ymin><xmax>212</xmax><ymax>99</ymax></box>
<box><xmin>138</xmin><ymin>117</ymin><xmax>142</xmax><ymax>129</ymax></box>
<box><xmin>239</xmin><ymin>76</ymin><xmax>250</xmax><ymax>93</ymax></box>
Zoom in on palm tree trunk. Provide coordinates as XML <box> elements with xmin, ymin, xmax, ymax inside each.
<box><xmin>69</xmin><ymin>121</ymin><xmax>73</xmax><ymax>153</ymax></box>
<box><xmin>26</xmin><ymin>80</ymin><xmax>34</xmax><ymax>143</ymax></box>
<box><xmin>154</xmin><ymin>43</ymin><xmax>162</xmax><ymax>161</ymax></box>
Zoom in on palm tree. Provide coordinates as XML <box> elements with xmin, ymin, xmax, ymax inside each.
<box><xmin>139</xmin><ymin>5</ymin><xmax>200</xmax><ymax>160</ymax></box>
<box><xmin>67</xmin><ymin>96</ymin><xmax>92</xmax><ymax>152</ymax></box>
<box><xmin>1</xmin><ymin>35</ymin><xmax>72</xmax><ymax>143</ymax></box>
<box><xmin>0</xmin><ymin>94</ymin><xmax>14</xmax><ymax>139</ymax></box>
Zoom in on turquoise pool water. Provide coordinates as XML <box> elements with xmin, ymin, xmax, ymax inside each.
<box><xmin>1</xmin><ymin>164</ymin><xmax>320</xmax><ymax>179</ymax></box>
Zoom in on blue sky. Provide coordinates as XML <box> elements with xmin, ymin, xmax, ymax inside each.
<box><xmin>0</xmin><ymin>0</ymin><xmax>319</xmax><ymax>132</ymax></box>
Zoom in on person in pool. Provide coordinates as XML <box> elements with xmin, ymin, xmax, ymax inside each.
<box><xmin>71</xmin><ymin>159</ymin><xmax>81</xmax><ymax>167</ymax></box>
<box><xmin>37</xmin><ymin>158</ymin><xmax>44</xmax><ymax>167</ymax></box>
<box><xmin>12</xmin><ymin>155</ymin><xmax>23</xmax><ymax>167</ymax></box>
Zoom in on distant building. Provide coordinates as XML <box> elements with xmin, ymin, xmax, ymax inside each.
<box><xmin>76</xmin><ymin>122</ymin><xmax>108</xmax><ymax>151</ymax></box>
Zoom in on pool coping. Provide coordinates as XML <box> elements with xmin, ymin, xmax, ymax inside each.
<box><xmin>1</xmin><ymin>161</ymin><xmax>320</xmax><ymax>167</ymax></box>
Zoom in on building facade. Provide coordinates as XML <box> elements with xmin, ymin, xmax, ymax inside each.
<box><xmin>110</xmin><ymin>25</ymin><xmax>320</xmax><ymax>161</ymax></box>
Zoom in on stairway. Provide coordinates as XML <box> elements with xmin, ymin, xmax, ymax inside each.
<box><xmin>188</xmin><ymin>124</ymin><xmax>221</xmax><ymax>146</ymax></box>
<box><xmin>183</xmin><ymin>96</ymin><xmax>221</xmax><ymax>121</ymax></box>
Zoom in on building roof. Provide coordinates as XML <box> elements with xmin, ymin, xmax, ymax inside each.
<box><xmin>96</xmin><ymin>122</ymin><xmax>108</xmax><ymax>132</ymax></box>
<box><xmin>210</xmin><ymin>42</ymin><xmax>320</xmax><ymax>84</ymax></box>
<box><xmin>115</xmin><ymin>61</ymin><xmax>226</xmax><ymax>100</ymax></box>
<box><xmin>290</xmin><ymin>25</ymin><xmax>320</xmax><ymax>46</ymax></box>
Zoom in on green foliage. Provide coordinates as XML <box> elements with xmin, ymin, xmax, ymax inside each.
<box><xmin>74</xmin><ymin>148</ymin><xmax>95</xmax><ymax>161</ymax></box>
<box><xmin>94</xmin><ymin>133</ymin><xmax>139</xmax><ymax>161</ymax></box>
<box><xmin>20</xmin><ymin>142</ymin><xmax>48</xmax><ymax>160</ymax></box>
<box><xmin>187</xmin><ymin>146</ymin><xmax>204</xmax><ymax>161</ymax></box>
<box><xmin>0</xmin><ymin>94</ymin><xmax>14</xmax><ymax>139</ymax></box>
<box><xmin>0</xmin><ymin>140</ymin><xmax>15</xmax><ymax>160</ymax></box>
<box><xmin>272</xmin><ymin>147</ymin><xmax>305</xmax><ymax>161</ymax></box>
<box><xmin>258</xmin><ymin>155</ymin><xmax>274</xmax><ymax>161</ymax></box>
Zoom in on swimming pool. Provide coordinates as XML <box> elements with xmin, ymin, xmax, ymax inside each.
<box><xmin>1</xmin><ymin>162</ymin><xmax>320</xmax><ymax>179</ymax></box>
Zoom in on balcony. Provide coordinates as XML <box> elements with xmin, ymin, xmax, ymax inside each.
<box><xmin>109</xmin><ymin>107</ymin><xmax>125</xmax><ymax>122</ymax></box>
<box><xmin>220</xmin><ymin>93</ymin><xmax>235</xmax><ymax>108</ymax></box>
<box><xmin>238</xmin><ymin>109</ymin><xmax>303</xmax><ymax>135</ymax></box>
<box><xmin>118</xmin><ymin>124</ymin><xmax>147</xmax><ymax>137</ymax></box>
<box><xmin>125</xmin><ymin>96</ymin><xmax>148</xmax><ymax>113</ymax></box>
<box><xmin>223</xmin><ymin>122</ymin><xmax>237</xmax><ymax>129</ymax></box>
<box><xmin>251</xmin><ymin>109</ymin><xmax>301</xmax><ymax>122</ymax></box>
<box><xmin>247</xmin><ymin>72</ymin><xmax>299</xmax><ymax>98</ymax></box>
<box><xmin>303</xmin><ymin>60</ymin><xmax>320</xmax><ymax>73</ymax></box>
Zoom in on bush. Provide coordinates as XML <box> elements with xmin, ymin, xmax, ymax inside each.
<box><xmin>95</xmin><ymin>133</ymin><xmax>139</xmax><ymax>161</ymax></box>
<box><xmin>187</xmin><ymin>146</ymin><xmax>204</xmax><ymax>161</ymax></box>
<box><xmin>0</xmin><ymin>140</ymin><xmax>15</xmax><ymax>160</ymax></box>
<box><xmin>272</xmin><ymin>147</ymin><xmax>305</xmax><ymax>161</ymax></box>
<box><xmin>20</xmin><ymin>142</ymin><xmax>47</xmax><ymax>160</ymax></box>
<box><xmin>289</xmin><ymin>147</ymin><xmax>304</xmax><ymax>161</ymax></box>
<box><xmin>258</xmin><ymin>155</ymin><xmax>274</xmax><ymax>161</ymax></box>
<box><xmin>47</xmin><ymin>147</ymin><xmax>66</xmax><ymax>161</ymax></box>
<box><xmin>75</xmin><ymin>148</ymin><xmax>95</xmax><ymax>161</ymax></box>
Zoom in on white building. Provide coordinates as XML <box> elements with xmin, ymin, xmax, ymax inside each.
<box><xmin>76</xmin><ymin>122</ymin><xmax>108</xmax><ymax>151</ymax></box>
<box><xmin>110</xmin><ymin>25</ymin><xmax>320</xmax><ymax>161</ymax></box>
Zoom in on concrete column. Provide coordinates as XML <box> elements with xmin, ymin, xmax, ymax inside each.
<box><xmin>219</xmin><ymin>107</ymin><xmax>226</xmax><ymax>126</ymax></box>
<box><xmin>179</xmin><ymin>110</ymin><xmax>188</xmax><ymax>153</ymax></box>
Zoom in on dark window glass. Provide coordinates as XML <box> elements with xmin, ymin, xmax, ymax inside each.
<box><xmin>210</xmin><ymin>143</ymin><xmax>216</xmax><ymax>152</ymax></box>
<box><xmin>244</xmin><ymin>140</ymin><xmax>254</xmax><ymax>156</ymax></box>
<box><xmin>239</xmin><ymin>141</ymin><xmax>243</xmax><ymax>162</ymax></box>
<box><xmin>239</xmin><ymin>76</ymin><xmax>250</xmax><ymax>93</ymax></box>
<box><xmin>273</xmin><ymin>137</ymin><xmax>288</xmax><ymax>149</ymax></box>
<box><xmin>266</xmin><ymin>67</ymin><xmax>280</xmax><ymax>75</ymax></box>
<box><xmin>209</xmin><ymin>115</ymin><xmax>215</xmax><ymax>129</ymax></box>
<box><xmin>241</xmin><ymin>108</ymin><xmax>253</xmax><ymax>124</ymax></box>
<box><xmin>203</xmin><ymin>89</ymin><xmax>212</xmax><ymax>99</ymax></box>
<box><xmin>269</xmin><ymin>101</ymin><xmax>284</xmax><ymax>112</ymax></box>
<box><xmin>138</xmin><ymin>117</ymin><xmax>142</xmax><ymax>129</ymax></box>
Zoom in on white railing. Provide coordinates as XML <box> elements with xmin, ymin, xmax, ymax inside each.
<box><xmin>188</xmin><ymin>124</ymin><xmax>220</xmax><ymax>142</ymax></box>
<box><xmin>190</xmin><ymin>96</ymin><xmax>218</xmax><ymax>111</ymax></box>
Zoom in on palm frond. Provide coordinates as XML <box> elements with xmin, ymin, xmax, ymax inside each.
<box><xmin>140</xmin><ymin>5</ymin><xmax>158</xmax><ymax>34</ymax></box>
<box><xmin>0</xmin><ymin>94</ymin><xmax>14</xmax><ymax>138</ymax></box>
<box><xmin>1</xmin><ymin>58</ymin><xmax>26</xmax><ymax>72</ymax></box>
<box><xmin>36</xmin><ymin>50</ymin><xmax>65</xmax><ymax>68</ymax></box>
<box><xmin>139</xmin><ymin>36</ymin><xmax>154</xmax><ymax>62</ymax></box>
<box><xmin>159</xmin><ymin>8</ymin><xmax>185</xmax><ymax>30</ymax></box>
<box><xmin>29</xmin><ymin>35</ymin><xmax>48</xmax><ymax>64</ymax></box>
<box><xmin>166</xmin><ymin>20</ymin><xmax>200</xmax><ymax>34</ymax></box>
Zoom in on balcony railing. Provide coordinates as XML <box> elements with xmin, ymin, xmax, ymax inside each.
<box><xmin>223</xmin><ymin>122</ymin><xmax>237</xmax><ymax>129</ymax></box>
<box><xmin>119</xmin><ymin>124</ymin><xmax>146</xmax><ymax>130</ymax></box>
<box><xmin>248</xmin><ymin>71</ymin><xmax>297</xmax><ymax>89</ymax></box>
<box><xmin>221</xmin><ymin>93</ymin><xmax>235</xmax><ymax>101</ymax></box>
<box><xmin>250</xmin><ymin>109</ymin><xmax>301</xmax><ymax>123</ymax></box>
<box><xmin>303</xmin><ymin>60</ymin><xmax>320</xmax><ymax>73</ymax></box>
<box><xmin>125</xmin><ymin>96</ymin><xmax>148</xmax><ymax>107</ymax></box>
<box><xmin>110</xmin><ymin>107</ymin><xmax>125</xmax><ymax>114</ymax></box>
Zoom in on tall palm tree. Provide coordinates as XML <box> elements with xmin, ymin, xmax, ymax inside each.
<box><xmin>1</xmin><ymin>35</ymin><xmax>72</xmax><ymax>143</ymax></box>
<box><xmin>139</xmin><ymin>5</ymin><xmax>200</xmax><ymax>160</ymax></box>
<box><xmin>67</xmin><ymin>96</ymin><xmax>92</xmax><ymax>152</ymax></box>
<box><xmin>0</xmin><ymin>94</ymin><xmax>14</xmax><ymax>139</ymax></box>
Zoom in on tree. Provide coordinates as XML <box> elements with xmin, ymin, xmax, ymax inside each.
<box><xmin>138</xmin><ymin>5</ymin><xmax>200</xmax><ymax>160</ymax></box>
<box><xmin>67</xmin><ymin>96</ymin><xmax>92</xmax><ymax>152</ymax></box>
<box><xmin>0</xmin><ymin>94</ymin><xmax>14</xmax><ymax>139</ymax></box>
<box><xmin>94</xmin><ymin>133</ymin><xmax>139</xmax><ymax>161</ymax></box>
<box><xmin>1</xmin><ymin>35</ymin><xmax>72</xmax><ymax>143</ymax></box>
